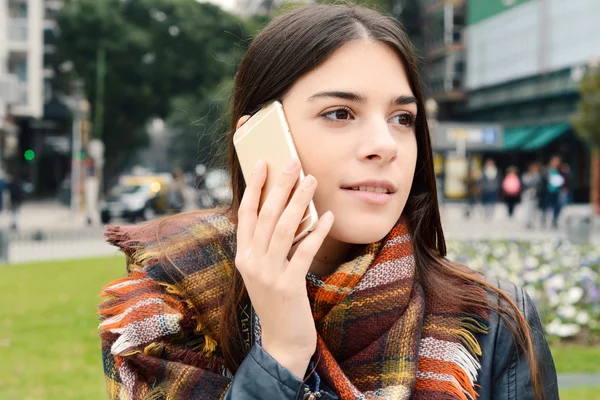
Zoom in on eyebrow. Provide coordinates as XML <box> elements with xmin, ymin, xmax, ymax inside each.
<box><xmin>307</xmin><ymin>91</ymin><xmax>418</xmax><ymax>106</ymax></box>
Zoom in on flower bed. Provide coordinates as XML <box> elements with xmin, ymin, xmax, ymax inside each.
<box><xmin>446</xmin><ymin>239</ymin><xmax>600</xmax><ymax>343</ymax></box>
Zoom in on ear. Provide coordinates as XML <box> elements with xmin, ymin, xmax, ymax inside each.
<box><xmin>236</xmin><ymin>115</ymin><xmax>251</xmax><ymax>131</ymax></box>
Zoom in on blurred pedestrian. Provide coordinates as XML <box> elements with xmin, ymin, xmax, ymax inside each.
<box><xmin>502</xmin><ymin>166</ymin><xmax>521</xmax><ymax>218</ymax></box>
<box><xmin>558</xmin><ymin>162</ymin><xmax>571</xmax><ymax>208</ymax></box>
<box><xmin>480</xmin><ymin>159</ymin><xmax>500</xmax><ymax>220</ymax></box>
<box><xmin>463</xmin><ymin>165</ymin><xmax>481</xmax><ymax>219</ymax></box>
<box><xmin>8</xmin><ymin>174</ymin><xmax>24</xmax><ymax>230</ymax></box>
<box><xmin>521</xmin><ymin>162</ymin><xmax>542</xmax><ymax>229</ymax></box>
<box><xmin>167</xmin><ymin>167</ymin><xmax>185</xmax><ymax>213</ymax></box>
<box><xmin>541</xmin><ymin>155</ymin><xmax>564</xmax><ymax>229</ymax></box>
<box><xmin>0</xmin><ymin>167</ymin><xmax>6</xmax><ymax>213</ymax></box>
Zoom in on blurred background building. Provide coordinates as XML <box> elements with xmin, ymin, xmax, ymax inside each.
<box><xmin>421</xmin><ymin>0</ymin><xmax>466</xmax><ymax>120</ymax></box>
<box><xmin>1</xmin><ymin>0</ymin><xmax>43</xmax><ymax>179</ymax></box>
<box><xmin>0</xmin><ymin>0</ymin><xmax>72</xmax><ymax>197</ymax></box>
<box><xmin>461</xmin><ymin>0</ymin><xmax>600</xmax><ymax>203</ymax></box>
<box><xmin>413</xmin><ymin>0</ymin><xmax>600</xmax><ymax>204</ymax></box>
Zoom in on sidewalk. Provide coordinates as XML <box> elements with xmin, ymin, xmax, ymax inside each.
<box><xmin>3</xmin><ymin>200</ymin><xmax>599</xmax><ymax>239</ymax></box>
<box><xmin>558</xmin><ymin>373</ymin><xmax>600</xmax><ymax>388</ymax></box>
<box><xmin>0</xmin><ymin>200</ymin><xmax>88</xmax><ymax>231</ymax></box>
<box><xmin>0</xmin><ymin>184</ymin><xmax>201</xmax><ymax>232</ymax></box>
<box><xmin>440</xmin><ymin>202</ymin><xmax>600</xmax><ymax>244</ymax></box>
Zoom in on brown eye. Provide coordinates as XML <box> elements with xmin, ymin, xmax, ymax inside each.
<box><xmin>322</xmin><ymin>107</ymin><xmax>354</xmax><ymax>121</ymax></box>
<box><xmin>335</xmin><ymin>109</ymin><xmax>350</xmax><ymax>120</ymax></box>
<box><xmin>390</xmin><ymin>112</ymin><xmax>415</xmax><ymax>127</ymax></box>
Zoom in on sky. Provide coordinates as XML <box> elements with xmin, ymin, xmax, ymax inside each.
<box><xmin>196</xmin><ymin>0</ymin><xmax>237</xmax><ymax>12</ymax></box>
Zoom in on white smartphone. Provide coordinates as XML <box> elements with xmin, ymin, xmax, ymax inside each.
<box><xmin>233</xmin><ymin>101</ymin><xmax>319</xmax><ymax>243</ymax></box>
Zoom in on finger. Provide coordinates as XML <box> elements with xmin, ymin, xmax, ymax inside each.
<box><xmin>237</xmin><ymin>160</ymin><xmax>266</xmax><ymax>252</ymax></box>
<box><xmin>268</xmin><ymin>175</ymin><xmax>317</xmax><ymax>261</ymax></box>
<box><xmin>252</xmin><ymin>160</ymin><xmax>301</xmax><ymax>254</ymax></box>
<box><xmin>285</xmin><ymin>211</ymin><xmax>334</xmax><ymax>281</ymax></box>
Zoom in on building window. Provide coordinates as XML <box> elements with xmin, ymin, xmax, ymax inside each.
<box><xmin>8</xmin><ymin>0</ymin><xmax>28</xmax><ymax>18</ymax></box>
<box><xmin>8</xmin><ymin>57</ymin><xmax>28</xmax><ymax>83</ymax></box>
<box><xmin>44</xmin><ymin>79</ymin><xmax>53</xmax><ymax>103</ymax></box>
<box><xmin>44</xmin><ymin>6</ymin><xmax>60</xmax><ymax>20</ymax></box>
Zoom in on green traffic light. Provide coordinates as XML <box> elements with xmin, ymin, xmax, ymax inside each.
<box><xmin>24</xmin><ymin>149</ymin><xmax>35</xmax><ymax>161</ymax></box>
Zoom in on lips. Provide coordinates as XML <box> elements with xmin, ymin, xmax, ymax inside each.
<box><xmin>341</xmin><ymin>180</ymin><xmax>397</xmax><ymax>194</ymax></box>
<box><xmin>341</xmin><ymin>180</ymin><xmax>396</xmax><ymax>205</ymax></box>
<box><xmin>345</xmin><ymin>186</ymin><xmax>391</xmax><ymax>194</ymax></box>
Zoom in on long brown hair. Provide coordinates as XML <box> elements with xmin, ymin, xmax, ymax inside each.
<box><xmin>217</xmin><ymin>4</ymin><xmax>544</xmax><ymax>399</ymax></box>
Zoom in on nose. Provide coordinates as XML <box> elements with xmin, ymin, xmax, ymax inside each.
<box><xmin>357</xmin><ymin>118</ymin><xmax>398</xmax><ymax>164</ymax></box>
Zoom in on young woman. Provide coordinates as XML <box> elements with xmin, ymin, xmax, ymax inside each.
<box><xmin>99</xmin><ymin>5</ymin><xmax>558</xmax><ymax>400</ymax></box>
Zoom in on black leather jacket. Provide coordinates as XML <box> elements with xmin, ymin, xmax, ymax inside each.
<box><xmin>224</xmin><ymin>280</ymin><xmax>559</xmax><ymax>400</ymax></box>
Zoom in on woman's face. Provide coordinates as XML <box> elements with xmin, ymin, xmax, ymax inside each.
<box><xmin>281</xmin><ymin>39</ymin><xmax>418</xmax><ymax>244</ymax></box>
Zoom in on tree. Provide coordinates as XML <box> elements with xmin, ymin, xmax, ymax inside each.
<box><xmin>163</xmin><ymin>12</ymin><xmax>270</xmax><ymax>171</ymax></box>
<box><xmin>572</xmin><ymin>66</ymin><xmax>600</xmax><ymax>147</ymax></box>
<box><xmin>53</xmin><ymin>0</ymin><xmax>247</xmax><ymax>186</ymax></box>
<box><xmin>572</xmin><ymin>65</ymin><xmax>600</xmax><ymax>213</ymax></box>
<box><xmin>166</xmin><ymin>79</ymin><xmax>234</xmax><ymax>171</ymax></box>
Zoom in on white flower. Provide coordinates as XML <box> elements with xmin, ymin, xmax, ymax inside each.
<box><xmin>577</xmin><ymin>267</ymin><xmax>597</xmax><ymax>281</ymax></box>
<box><xmin>575</xmin><ymin>311</ymin><xmax>590</xmax><ymax>325</ymax></box>
<box><xmin>545</xmin><ymin>275</ymin><xmax>565</xmax><ymax>291</ymax></box>
<box><xmin>531</xmin><ymin>245</ymin><xmax>543</xmax><ymax>256</ymax></box>
<box><xmin>538</xmin><ymin>265</ymin><xmax>552</xmax><ymax>278</ymax></box>
<box><xmin>524</xmin><ymin>285</ymin><xmax>538</xmax><ymax>300</ymax></box>
<box><xmin>470</xmin><ymin>259</ymin><xmax>483</xmax><ymax>271</ymax></box>
<box><xmin>545</xmin><ymin>319</ymin><xmax>562</xmax><ymax>336</ymax></box>
<box><xmin>555</xmin><ymin>323</ymin><xmax>581</xmax><ymax>338</ymax></box>
<box><xmin>548</xmin><ymin>293</ymin><xmax>561</xmax><ymax>307</ymax></box>
<box><xmin>523</xmin><ymin>270</ymin><xmax>540</xmax><ymax>283</ymax></box>
<box><xmin>492</xmin><ymin>245</ymin><xmax>508</xmax><ymax>258</ymax></box>
<box><xmin>557</xmin><ymin>305</ymin><xmax>577</xmax><ymax>319</ymax></box>
<box><xmin>566</xmin><ymin>287</ymin><xmax>584</xmax><ymax>304</ymax></box>
<box><xmin>525</xmin><ymin>256</ymin><xmax>539</xmax><ymax>269</ymax></box>
<box><xmin>508</xmin><ymin>272</ymin><xmax>523</xmax><ymax>286</ymax></box>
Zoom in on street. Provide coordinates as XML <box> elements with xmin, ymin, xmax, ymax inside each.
<box><xmin>0</xmin><ymin>199</ymin><xmax>597</xmax><ymax>265</ymax></box>
<box><xmin>440</xmin><ymin>201</ymin><xmax>600</xmax><ymax>244</ymax></box>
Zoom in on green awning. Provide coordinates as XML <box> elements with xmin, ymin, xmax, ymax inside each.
<box><xmin>522</xmin><ymin>123</ymin><xmax>571</xmax><ymax>150</ymax></box>
<box><xmin>503</xmin><ymin>126</ymin><xmax>537</xmax><ymax>150</ymax></box>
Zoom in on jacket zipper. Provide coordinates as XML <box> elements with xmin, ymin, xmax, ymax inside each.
<box><xmin>303</xmin><ymin>385</ymin><xmax>323</xmax><ymax>399</ymax></box>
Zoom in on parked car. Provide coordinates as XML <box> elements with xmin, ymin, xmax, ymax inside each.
<box><xmin>196</xmin><ymin>168</ymin><xmax>232</xmax><ymax>209</ymax></box>
<box><xmin>100</xmin><ymin>174</ymin><xmax>172</xmax><ymax>224</ymax></box>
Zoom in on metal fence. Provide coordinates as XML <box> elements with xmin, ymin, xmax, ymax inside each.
<box><xmin>0</xmin><ymin>227</ymin><xmax>118</xmax><ymax>265</ymax></box>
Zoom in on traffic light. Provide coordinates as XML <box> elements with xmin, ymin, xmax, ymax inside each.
<box><xmin>24</xmin><ymin>149</ymin><xmax>35</xmax><ymax>162</ymax></box>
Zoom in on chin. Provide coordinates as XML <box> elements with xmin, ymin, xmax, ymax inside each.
<box><xmin>328</xmin><ymin>214</ymin><xmax>400</xmax><ymax>244</ymax></box>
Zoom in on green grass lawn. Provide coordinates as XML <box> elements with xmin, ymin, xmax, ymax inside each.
<box><xmin>0</xmin><ymin>256</ymin><xmax>599</xmax><ymax>399</ymax></box>
<box><xmin>551</xmin><ymin>345</ymin><xmax>600</xmax><ymax>374</ymax></box>
<box><xmin>561</xmin><ymin>387</ymin><xmax>600</xmax><ymax>400</ymax></box>
<box><xmin>0</xmin><ymin>256</ymin><xmax>126</xmax><ymax>400</ymax></box>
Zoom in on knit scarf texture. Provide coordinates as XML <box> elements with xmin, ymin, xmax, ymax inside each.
<box><xmin>99</xmin><ymin>211</ymin><xmax>489</xmax><ymax>400</ymax></box>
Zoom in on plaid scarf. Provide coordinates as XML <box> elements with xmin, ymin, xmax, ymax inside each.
<box><xmin>99</xmin><ymin>212</ymin><xmax>488</xmax><ymax>400</ymax></box>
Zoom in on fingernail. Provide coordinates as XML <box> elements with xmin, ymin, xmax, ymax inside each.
<box><xmin>300</xmin><ymin>175</ymin><xmax>315</xmax><ymax>189</ymax></box>
<box><xmin>285</xmin><ymin>159</ymin><xmax>298</xmax><ymax>173</ymax></box>
<box><xmin>254</xmin><ymin>159</ymin><xmax>264</xmax><ymax>172</ymax></box>
<box><xmin>322</xmin><ymin>211</ymin><xmax>334</xmax><ymax>223</ymax></box>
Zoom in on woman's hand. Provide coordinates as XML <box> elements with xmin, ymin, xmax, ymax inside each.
<box><xmin>235</xmin><ymin>159</ymin><xmax>334</xmax><ymax>378</ymax></box>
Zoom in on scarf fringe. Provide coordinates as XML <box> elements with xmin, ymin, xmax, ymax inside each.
<box><xmin>144</xmin><ymin>387</ymin><xmax>167</xmax><ymax>400</ymax></box>
<box><xmin>442</xmin><ymin>318</ymin><xmax>488</xmax><ymax>397</ymax></box>
<box><xmin>459</xmin><ymin>316</ymin><xmax>489</xmax><ymax>356</ymax></box>
<box><xmin>99</xmin><ymin>270</ymin><xmax>184</xmax><ymax>357</ymax></box>
<box><xmin>144</xmin><ymin>342</ymin><xmax>165</xmax><ymax>358</ymax></box>
<box><xmin>145</xmin><ymin>251</ymin><xmax>219</xmax><ymax>355</ymax></box>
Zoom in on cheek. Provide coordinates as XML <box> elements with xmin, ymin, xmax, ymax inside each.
<box><xmin>405</xmin><ymin>137</ymin><xmax>418</xmax><ymax>180</ymax></box>
<box><xmin>292</xmin><ymin>128</ymin><xmax>342</xmax><ymax>182</ymax></box>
